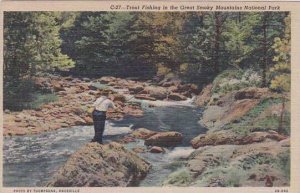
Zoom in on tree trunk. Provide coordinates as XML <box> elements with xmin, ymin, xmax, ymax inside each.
<box><xmin>262</xmin><ymin>15</ymin><xmax>268</xmax><ymax>87</ymax></box>
<box><xmin>214</xmin><ymin>13</ymin><xmax>221</xmax><ymax>74</ymax></box>
<box><xmin>278</xmin><ymin>97</ymin><xmax>286</xmax><ymax>134</ymax></box>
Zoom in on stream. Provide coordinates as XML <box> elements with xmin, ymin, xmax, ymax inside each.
<box><xmin>3</xmin><ymin>85</ymin><xmax>207</xmax><ymax>187</ymax></box>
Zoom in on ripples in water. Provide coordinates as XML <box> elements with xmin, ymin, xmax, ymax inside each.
<box><xmin>3</xmin><ymin>105</ymin><xmax>206</xmax><ymax>187</ymax></box>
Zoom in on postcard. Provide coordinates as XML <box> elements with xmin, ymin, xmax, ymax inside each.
<box><xmin>0</xmin><ymin>1</ymin><xmax>299</xmax><ymax>193</ymax></box>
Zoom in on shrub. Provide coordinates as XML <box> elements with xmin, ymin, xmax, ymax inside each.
<box><xmin>157</xmin><ymin>63</ymin><xmax>172</xmax><ymax>76</ymax></box>
<box><xmin>4</xmin><ymin>79</ymin><xmax>58</xmax><ymax>111</ymax></box>
<box><xmin>23</xmin><ymin>93</ymin><xmax>58</xmax><ymax>109</ymax></box>
<box><xmin>4</xmin><ymin>79</ymin><xmax>36</xmax><ymax>110</ymax></box>
<box><xmin>212</xmin><ymin>69</ymin><xmax>262</xmax><ymax>95</ymax></box>
<box><xmin>239</xmin><ymin>153</ymin><xmax>275</xmax><ymax>170</ymax></box>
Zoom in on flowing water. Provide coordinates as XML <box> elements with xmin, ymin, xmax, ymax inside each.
<box><xmin>3</xmin><ymin>85</ymin><xmax>207</xmax><ymax>187</ymax></box>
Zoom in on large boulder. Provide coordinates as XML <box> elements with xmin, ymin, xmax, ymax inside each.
<box><xmin>161</xmin><ymin>80</ymin><xmax>181</xmax><ymax>87</ymax></box>
<box><xmin>180</xmin><ymin>140</ymin><xmax>290</xmax><ymax>187</ymax></box>
<box><xmin>77</xmin><ymin>84</ymin><xmax>89</xmax><ymax>92</ymax></box>
<box><xmin>190</xmin><ymin>130</ymin><xmax>287</xmax><ymax>149</ymax></box>
<box><xmin>131</xmin><ymin>128</ymin><xmax>157</xmax><ymax>139</ymax></box>
<box><xmin>53</xmin><ymin>82</ymin><xmax>65</xmax><ymax>92</ymax></box>
<box><xmin>116</xmin><ymin>79</ymin><xmax>130</xmax><ymax>87</ymax></box>
<box><xmin>144</xmin><ymin>86</ymin><xmax>168</xmax><ymax>100</ymax></box>
<box><xmin>47</xmin><ymin>142</ymin><xmax>150</xmax><ymax>187</ymax></box>
<box><xmin>194</xmin><ymin>84</ymin><xmax>213</xmax><ymax>107</ymax></box>
<box><xmin>168</xmin><ymin>93</ymin><xmax>187</xmax><ymax>101</ymax></box>
<box><xmin>199</xmin><ymin>99</ymin><xmax>260</xmax><ymax>131</ymax></box>
<box><xmin>189</xmin><ymin>84</ymin><xmax>200</xmax><ymax>94</ymax></box>
<box><xmin>99</xmin><ymin>76</ymin><xmax>116</xmax><ymax>84</ymax></box>
<box><xmin>144</xmin><ymin>131</ymin><xmax>183</xmax><ymax>147</ymax></box>
<box><xmin>128</xmin><ymin>85</ymin><xmax>144</xmax><ymax>94</ymax></box>
<box><xmin>149</xmin><ymin>146</ymin><xmax>165</xmax><ymax>153</ymax></box>
<box><xmin>176</xmin><ymin>83</ymin><xmax>199</xmax><ymax>94</ymax></box>
<box><xmin>88</xmin><ymin>84</ymin><xmax>98</xmax><ymax>91</ymax></box>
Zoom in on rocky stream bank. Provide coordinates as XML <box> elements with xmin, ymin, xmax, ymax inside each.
<box><xmin>3</xmin><ymin>75</ymin><xmax>198</xmax><ymax>136</ymax></box>
<box><xmin>162</xmin><ymin>85</ymin><xmax>290</xmax><ymax>187</ymax></box>
<box><xmin>4</xmin><ymin>75</ymin><xmax>290</xmax><ymax>187</ymax></box>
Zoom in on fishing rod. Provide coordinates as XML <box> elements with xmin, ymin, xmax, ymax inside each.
<box><xmin>124</xmin><ymin>89</ymin><xmax>146</xmax><ymax>102</ymax></box>
<box><xmin>100</xmin><ymin>89</ymin><xmax>146</xmax><ymax>114</ymax></box>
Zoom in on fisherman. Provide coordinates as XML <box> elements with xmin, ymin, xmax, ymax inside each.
<box><xmin>90</xmin><ymin>92</ymin><xmax>117</xmax><ymax>144</ymax></box>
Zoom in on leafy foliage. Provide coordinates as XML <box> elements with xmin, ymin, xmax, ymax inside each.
<box><xmin>212</xmin><ymin>69</ymin><xmax>262</xmax><ymax>95</ymax></box>
<box><xmin>3</xmin><ymin>79</ymin><xmax>58</xmax><ymax>110</ymax></box>
<box><xmin>3</xmin><ymin>12</ymin><xmax>291</xmax><ymax>110</ymax></box>
<box><xmin>4</xmin><ymin>12</ymin><xmax>74</xmax><ymax>79</ymax></box>
<box><xmin>61</xmin><ymin>12</ymin><xmax>112</xmax><ymax>76</ymax></box>
<box><xmin>4</xmin><ymin>12</ymin><xmax>73</xmax><ymax>110</ymax></box>
<box><xmin>269</xmin><ymin>14</ymin><xmax>291</xmax><ymax>92</ymax></box>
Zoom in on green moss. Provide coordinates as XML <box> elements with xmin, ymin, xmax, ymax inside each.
<box><xmin>276</xmin><ymin>150</ymin><xmax>290</xmax><ymax>180</ymax></box>
<box><xmin>239</xmin><ymin>153</ymin><xmax>275</xmax><ymax>170</ymax></box>
<box><xmin>246</xmin><ymin>98</ymin><xmax>282</xmax><ymax>118</ymax></box>
<box><xmin>253</xmin><ymin>115</ymin><xmax>279</xmax><ymax>130</ymax></box>
<box><xmin>163</xmin><ymin>168</ymin><xmax>193</xmax><ymax>186</ymax></box>
<box><xmin>224</xmin><ymin>97</ymin><xmax>289</xmax><ymax>136</ymax></box>
<box><xmin>194</xmin><ymin>166</ymin><xmax>245</xmax><ymax>187</ymax></box>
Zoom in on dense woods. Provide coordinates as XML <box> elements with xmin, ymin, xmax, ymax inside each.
<box><xmin>4</xmin><ymin>11</ymin><xmax>290</xmax><ymax>109</ymax></box>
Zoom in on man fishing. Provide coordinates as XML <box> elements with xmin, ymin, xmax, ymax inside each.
<box><xmin>89</xmin><ymin>89</ymin><xmax>144</xmax><ymax>143</ymax></box>
<box><xmin>90</xmin><ymin>92</ymin><xmax>117</xmax><ymax>144</ymax></box>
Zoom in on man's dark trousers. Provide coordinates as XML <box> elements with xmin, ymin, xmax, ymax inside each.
<box><xmin>92</xmin><ymin>110</ymin><xmax>106</xmax><ymax>144</ymax></box>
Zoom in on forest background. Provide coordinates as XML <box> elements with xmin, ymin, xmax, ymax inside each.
<box><xmin>3</xmin><ymin>11</ymin><xmax>290</xmax><ymax>112</ymax></box>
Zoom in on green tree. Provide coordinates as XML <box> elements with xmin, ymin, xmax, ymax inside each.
<box><xmin>4</xmin><ymin>12</ymin><xmax>74</xmax><ymax>80</ymax></box>
<box><xmin>62</xmin><ymin>12</ymin><xmax>112</xmax><ymax>76</ymax></box>
<box><xmin>269</xmin><ymin>14</ymin><xmax>291</xmax><ymax>134</ymax></box>
<box><xmin>180</xmin><ymin>13</ymin><xmax>214</xmax><ymax>84</ymax></box>
<box><xmin>152</xmin><ymin>12</ymin><xmax>186</xmax><ymax>71</ymax></box>
<box><xmin>124</xmin><ymin>12</ymin><xmax>187</xmax><ymax>78</ymax></box>
<box><xmin>246</xmin><ymin>12</ymin><xmax>287</xmax><ymax>87</ymax></box>
<box><xmin>223</xmin><ymin>12</ymin><xmax>257</xmax><ymax>69</ymax></box>
<box><xmin>4</xmin><ymin>12</ymin><xmax>74</xmax><ymax>110</ymax></box>
<box><xmin>269</xmin><ymin>13</ymin><xmax>291</xmax><ymax>92</ymax></box>
<box><xmin>106</xmin><ymin>12</ymin><xmax>136</xmax><ymax>76</ymax></box>
<box><xmin>180</xmin><ymin>12</ymin><xmax>230</xmax><ymax>85</ymax></box>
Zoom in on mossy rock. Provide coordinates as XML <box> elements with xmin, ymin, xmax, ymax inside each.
<box><xmin>163</xmin><ymin>168</ymin><xmax>193</xmax><ymax>187</ymax></box>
